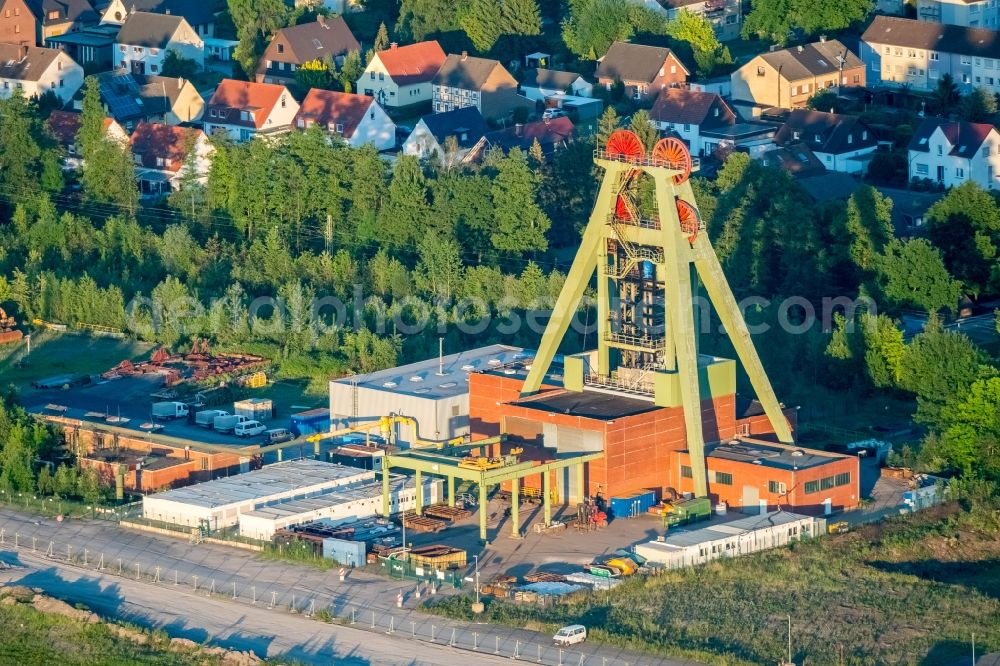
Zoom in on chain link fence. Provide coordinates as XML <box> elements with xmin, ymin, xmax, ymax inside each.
<box><xmin>0</xmin><ymin>526</ymin><xmax>646</xmax><ymax>666</ymax></box>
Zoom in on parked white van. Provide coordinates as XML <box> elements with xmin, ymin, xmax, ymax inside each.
<box><xmin>553</xmin><ymin>625</ymin><xmax>587</xmax><ymax>646</ymax></box>
<box><xmin>234</xmin><ymin>420</ymin><xmax>267</xmax><ymax>437</ymax></box>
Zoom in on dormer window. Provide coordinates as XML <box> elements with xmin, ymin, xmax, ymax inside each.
<box><xmin>47</xmin><ymin>9</ymin><xmax>59</xmax><ymax>19</ymax></box>
<box><xmin>793</xmin><ymin>131</ymin><xmax>800</xmax><ymax>140</ymax></box>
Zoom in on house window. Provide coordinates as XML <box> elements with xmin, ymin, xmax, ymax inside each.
<box><xmin>768</xmin><ymin>481</ymin><xmax>786</xmax><ymax>494</ymax></box>
<box><xmin>683</xmin><ymin>123</ymin><xmax>691</xmax><ymax>131</ymax></box>
<box><xmin>680</xmin><ymin>465</ymin><xmax>693</xmax><ymax>478</ymax></box>
<box><xmin>378</xmin><ymin>72</ymin><xmax>384</xmax><ymax>80</ymax></box>
<box><xmin>985</xmin><ymin>145</ymin><xmax>992</xmax><ymax>157</ymax></box>
<box><xmin>48</xmin><ymin>9</ymin><xmax>59</xmax><ymax>19</ymax></box>
<box><xmin>937</xmin><ymin>144</ymin><xmax>943</xmax><ymax>155</ymax></box>
<box><xmin>834</xmin><ymin>472</ymin><xmax>851</xmax><ymax>486</ymax></box>
<box><xmin>962</xmin><ymin>56</ymin><xmax>972</xmax><ymax>65</ymax></box>
<box><xmin>757</xmin><ymin>66</ymin><xmax>765</xmax><ymax>76</ymax></box>
<box><xmin>370</xmin><ymin>72</ymin><xmax>375</xmax><ymax>79</ymax></box>
<box><xmin>957</xmin><ymin>167</ymin><xmax>965</xmax><ymax>178</ymax></box>
<box><xmin>847</xmin><ymin>134</ymin><xmax>853</xmax><ymax>144</ymax></box>
<box><xmin>883</xmin><ymin>46</ymin><xmax>890</xmax><ymax>55</ymax></box>
<box><xmin>715</xmin><ymin>471</ymin><xmax>733</xmax><ymax>485</ymax></box>
<box><xmin>335</xmin><ymin>123</ymin><xmax>343</xmax><ymax>132</ymax></box>
<box><xmin>725</xmin><ymin>13</ymin><xmax>736</xmax><ymax>24</ymax></box>
<box><xmin>59</xmin><ymin>78</ymin><xmax>63</xmax><ymax>87</ymax></box>
<box><xmin>916</xmin><ymin>163</ymin><xmax>928</xmax><ymax>175</ymax></box>
<box><xmin>151</xmin><ymin>64</ymin><xmax>158</xmax><ymax>72</ymax></box>
<box><xmin>151</xmin><ymin>48</ymin><xmax>158</xmax><ymax>55</ymax></box>
<box><xmin>120</xmin><ymin>45</ymin><xmax>126</xmax><ymax>52</ymax></box>
<box><xmin>670</xmin><ymin>64</ymin><xmax>676</xmax><ymax>74</ymax></box>
<box><xmin>277</xmin><ymin>43</ymin><xmax>284</xmax><ymax>54</ymax></box>
<box><xmin>804</xmin><ymin>480</ymin><xmax>819</xmax><ymax>494</ymax></box>
<box><xmin>793</xmin><ymin>131</ymin><xmax>800</xmax><ymax>140</ymax></box>
<box><xmin>791</xmin><ymin>85</ymin><xmax>798</xmax><ymax>95</ymax></box>
<box><xmin>278</xmin><ymin>62</ymin><xmax>285</xmax><ymax>70</ymax></box>
<box><xmin>854</xmin><ymin>74</ymin><xmax>860</xmax><ymax>84</ymax></box>
<box><xmin>134</xmin><ymin>46</ymin><xmax>143</xmax><ymax>53</ymax></box>
<box><xmin>907</xmin><ymin>49</ymin><xmax>916</xmax><ymax>58</ymax></box>
<box><xmin>156</xmin><ymin>157</ymin><xmax>166</xmax><ymax>167</ymax></box>
<box><xmin>894</xmin><ymin>48</ymin><xmax>902</xmax><ymax>56</ymax></box>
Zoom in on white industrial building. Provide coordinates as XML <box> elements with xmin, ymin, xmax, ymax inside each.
<box><xmin>142</xmin><ymin>459</ymin><xmax>373</xmax><ymax>529</ymax></box>
<box><xmin>634</xmin><ymin>512</ymin><xmax>824</xmax><ymax>569</ymax></box>
<box><xmin>329</xmin><ymin>344</ymin><xmax>530</xmax><ymax>446</ymax></box>
<box><xmin>238</xmin><ymin>475</ymin><xmax>443</xmax><ymax>541</ymax></box>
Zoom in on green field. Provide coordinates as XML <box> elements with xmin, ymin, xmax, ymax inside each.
<box><xmin>428</xmin><ymin>501</ymin><xmax>1000</xmax><ymax>665</ymax></box>
<box><xmin>0</xmin><ymin>331</ymin><xmax>154</xmax><ymax>392</ymax></box>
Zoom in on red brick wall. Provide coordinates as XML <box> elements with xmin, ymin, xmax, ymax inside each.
<box><xmin>672</xmin><ymin>448</ymin><xmax>859</xmax><ymax>514</ymax></box>
<box><xmin>736</xmin><ymin>406</ymin><xmax>798</xmax><ymax>438</ymax></box>
<box><xmin>469</xmin><ymin>372</ymin><xmax>738</xmax><ymax>499</ymax></box>
<box><xmin>0</xmin><ymin>0</ymin><xmax>37</xmax><ymax>46</ymax></box>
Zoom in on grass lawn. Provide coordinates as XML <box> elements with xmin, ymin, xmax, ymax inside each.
<box><xmin>426</xmin><ymin>502</ymin><xmax>1000</xmax><ymax>665</ymax></box>
<box><xmin>0</xmin><ymin>331</ymin><xmax>154</xmax><ymax>393</ymax></box>
<box><xmin>0</xmin><ymin>601</ymin><xmax>220</xmax><ymax>666</ymax></box>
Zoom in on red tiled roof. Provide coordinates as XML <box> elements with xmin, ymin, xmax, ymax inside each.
<box><xmin>484</xmin><ymin>116</ymin><xmax>574</xmax><ymax>153</ymax></box>
<box><xmin>650</xmin><ymin>88</ymin><xmax>734</xmax><ymax>127</ymax></box>
<box><xmin>129</xmin><ymin>121</ymin><xmax>203</xmax><ymax>172</ymax></box>
<box><xmin>208</xmin><ymin>79</ymin><xmax>289</xmax><ymax>129</ymax></box>
<box><xmin>293</xmin><ymin>89</ymin><xmax>374</xmax><ymax>138</ymax></box>
<box><xmin>47</xmin><ymin>111</ymin><xmax>120</xmax><ymax>147</ymax></box>
<box><xmin>376</xmin><ymin>40</ymin><xmax>446</xmax><ymax>86</ymax></box>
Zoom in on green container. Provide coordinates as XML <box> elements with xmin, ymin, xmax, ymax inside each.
<box><xmin>663</xmin><ymin>497</ymin><xmax>712</xmax><ymax>527</ymax></box>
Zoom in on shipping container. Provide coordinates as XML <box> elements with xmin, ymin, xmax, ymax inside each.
<box><xmin>322</xmin><ymin>537</ymin><xmax>366</xmax><ymax>567</ymax></box>
<box><xmin>290</xmin><ymin>408</ymin><xmax>331</xmax><ymax>437</ymax></box>
<box><xmin>663</xmin><ymin>497</ymin><xmax>712</xmax><ymax>528</ymax></box>
<box><xmin>609</xmin><ymin>489</ymin><xmax>657</xmax><ymax>518</ymax></box>
<box><xmin>234</xmin><ymin>398</ymin><xmax>273</xmax><ymax>421</ymax></box>
<box><xmin>408</xmin><ymin>544</ymin><xmax>467</xmax><ymax>569</ymax></box>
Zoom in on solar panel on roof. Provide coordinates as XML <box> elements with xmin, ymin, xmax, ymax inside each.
<box><xmin>101</xmin><ymin>72</ymin><xmax>143</xmax><ymax>120</ymax></box>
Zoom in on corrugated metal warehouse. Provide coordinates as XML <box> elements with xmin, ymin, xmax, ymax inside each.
<box><xmin>329</xmin><ymin>344</ymin><xmax>529</xmax><ymax>446</ymax></box>
<box><xmin>634</xmin><ymin>511</ymin><xmax>823</xmax><ymax>569</ymax></box>
<box><xmin>238</xmin><ymin>475</ymin><xmax>443</xmax><ymax>541</ymax></box>
<box><xmin>141</xmin><ymin>459</ymin><xmax>373</xmax><ymax>528</ymax></box>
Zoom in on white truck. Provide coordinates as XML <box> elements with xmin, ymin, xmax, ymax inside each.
<box><xmin>196</xmin><ymin>409</ymin><xmax>229</xmax><ymax>428</ymax></box>
<box><xmin>213</xmin><ymin>414</ymin><xmax>250</xmax><ymax>433</ymax></box>
<box><xmin>152</xmin><ymin>401</ymin><xmax>188</xmax><ymax>420</ymax></box>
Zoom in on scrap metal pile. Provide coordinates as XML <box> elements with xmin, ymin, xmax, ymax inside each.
<box><xmin>102</xmin><ymin>338</ymin><xmax>267</xmax><ymax>387</ymax></box>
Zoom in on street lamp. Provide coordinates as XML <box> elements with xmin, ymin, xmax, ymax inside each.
<box><xmin>471</xmin><ymin>554</ymin><xmax>484</xmax><ymax>614</ymax></box>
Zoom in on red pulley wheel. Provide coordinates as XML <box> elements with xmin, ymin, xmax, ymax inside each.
<box><xmin>653</xmin><ymin>137</ymin><xmax>692</xmax><ymax>185</ymax></box>
<box><xmin>606</xmin><ymin>129</ymin><xmax>645</xmax><ymax>162</ymax></box>
<box><xmin>676</xmin><ymin>199</ymin><xmax>700</xmax><ymax>243</ymax></box>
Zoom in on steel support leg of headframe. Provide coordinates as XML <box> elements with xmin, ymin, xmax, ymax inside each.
<box><xmin>382</xmin><ymin>462</ymin><xmax>390</xmax><ymax>517</ymax></box>
<box><xmin>511</xmin><ymin>481</ymin><xmax>519</xmax><ymax>537</ymax></box>
<box><xmin>656</xmin><ymin>174</ymin><xmax>709</xmax><ymax>498</ymax></box>
<box><xmin>479</xmin><ymin>482</ymin><xmax>488</xmax><ymax>541</ymax></box>
<box><xmin>415</xmin><ymin>470</ymin><xmax>423</xmax><ymax>516</ymax></box>
<box><xmin>692</xmin><ymin>233</ymin><xmax>794</xmax><ymax>444</ymax></box>
<box><xmin>522</xmin><ymin>164</ymin><xmax>626</xmax><ymax>395</ymax></box>
<box><xmin>575</xmin><ymin>463</ymin><xmax>585</xmax><ymax>503</ymax></box>
<box><xmin>447</xmin><ymin>475</ymin><xmax>455</xmax><ymax>507</ymax></box>
<box><xmin>543</xmin><ymin>471</ymin><xmax>552</xmax><ymax>526</ymax></box>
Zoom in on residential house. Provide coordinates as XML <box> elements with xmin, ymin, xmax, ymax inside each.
<box><xmin>74</xmin><ymin>70</ymin><xmax>202</xmax><ymax>130</ymax></box>
<box><xmin>861</xmin><ymin>15</ymin><xmax>1000</xmax><ymax>93</ymax></box>
<box><xmin>917</xmin><ymin>0</ymin><xmax>999</xmax><ymax>28</ymax></box>
<box><xmin>0</xmin><ymin>0</ymin><xmax>98</xmax><ymax>47</ymax></box>
<box><xmin>47</xmin><ymin>109</ymin><xmax>126</xmax><ymax>168</ymax></box>
<box><xmin>772</xmin><ymin>109</ymin><xmax>878</xmax><ymax>174</ymax></box>
<box><xmin>649</xmin><ymin>88</ymin><xmax>737</xmax><ymax>157</ymax></box>
<box><xmin>113</xmin><ymin>11</ymin><xmax>204</xmax><ymax>75</ymax></box>
<box><xmin>357</xmin><ymin>40</ymin><xmax>445</xmax><ymax>108</ymax></box>
<box><xmin>431</xmin><ymin>52</ymin><xmax>530</xmax><ymax>120</ymax></box>
<box><xmin>203</xmin><ymin>78</ymin><xmax>299</xmax><ymax>142</ymax></box>
<box><xmin>402</xmin><ymin>105</ymin><xmax>487</xmax><ymax>163</ymax></box>
<box><xmin>293</xmin><ymin>89</ymin><xmax>395</xmax><ymax>150</ymax></box>
<box><xmin>471</xmin><ymin>116</ymin><xmax>574</xmax><ymax>160</ymax></box>
<box><xmin>256</xmin><ymin>16</ymin><xmax>360</xmax><ymax>85</ymax></box>
<box><xmin>907</xmin><ymin>116</ymin><xmax>1000</xmax><ymax>188</ymax></box>
<box><xmin>129</xmin><ymin>121</ymin><xmax>213</xmax><ymax>195</ymax></box>
<box><xmin>101</xmin><ymin>0</ymin><xmax>220</xmax><ymax>38</ymax></box>
<box><xmin>47</xmin><ymin>23</ymin><xmax>120</xmax><ymax>71</ymax></box>
<box><xmin>0</xmin><ymin>43</ymin><xmax>83</xmax><ymax>102</ymax></box>
<box><xmin>731</xmin><ymin>38</ymin><xmax>864</xmax><ymax>112</ymax></box>
<box><xmin>520</xmin><ymin>68</ymin><xmax>592</xmax><ymax>102</ymax></box>
<box><xmin>595</xmin><ymin>41</ymin><xmax>688</xmax><ymax>101</ymax></box>
<box><xmin>642</xmin><ymin>0</ymin><xmax>742</xmax><ymax>41</ymax></box>
<box><xmin>760</xmin><ymin>142</ymin><xmax>826</xmax><ymax>177</ymax></box>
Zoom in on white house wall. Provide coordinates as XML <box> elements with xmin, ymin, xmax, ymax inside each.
<box><xmin>349</xmin><ymin>101</ymin><xmax>396</xmax><ymax>150</ymax></box>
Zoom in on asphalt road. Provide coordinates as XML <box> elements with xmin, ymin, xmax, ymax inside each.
<box><xmin>0</xmin><ymin>508</ymin><xmax>701</xmax><ymax>666</ymax></box>
<box><xmin>0</xmin><ymin>550</ymin><xmax>507</xmax><ymax>666</ymax></box>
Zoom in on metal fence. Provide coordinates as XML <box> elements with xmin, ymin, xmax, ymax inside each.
<box><xmin>378</xmin><ymin>556</ymin><xmax>464</xmax><ymax>588</ymax></box>
<box><xmin>0</xmin><ymin>526</ymin><xmax>643</xmax><ymax>666</ymax></box>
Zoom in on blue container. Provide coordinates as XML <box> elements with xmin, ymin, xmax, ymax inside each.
<box><xmin>290</xmin><ymin>408</ymin><xmax>331</xmax><ymax>437</ymax></box>
<box><xmin>640</xmin><ymin>261</ymin><xmax>655</xmax><ymax>281</ymax></box>
<box><xmin>609</xmin><ymin>490</ymin><xmax>657</xmax><ymax>519</ymax></box>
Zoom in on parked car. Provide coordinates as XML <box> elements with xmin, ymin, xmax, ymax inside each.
<box><xmin>235</xmin><ymin>420</ymin><xmax>267</xmax><ymax>437</ymax></box>
<box><xmin>264</xmin><ymin>428</ymin><xmax>293</xmax><ymax>444</ymax></box>
<box><xmin>553</xmin><ymin>625</ymin><xmax>587</xmax><ymax>646</ymax></box>
<box><xmin>542</xmin><ymin>108</ymin><xmax>566</xmax><ymax>120</ymax></box>
<box><xmin>152</xmin><ymin>401</ymin><xmax>188</xmax><ymax>420</ymax></box>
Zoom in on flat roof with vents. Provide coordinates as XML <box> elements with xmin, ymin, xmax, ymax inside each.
<box><xmin>333</xmin><ymin>344</ymin><xmax>529</xmax><ymax>400</ymax></box>
<box><xmin>707</xmin><ymin>440</ymin><xmax>845</xmax><ymax>471</ymax></box>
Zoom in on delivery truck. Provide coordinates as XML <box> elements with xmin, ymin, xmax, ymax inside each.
<box><xmin>152</xmin><ymin>401</ymin><xmax>188</xmax><ymax>420</ymax></box>
<box><xmin>214</xmin><ymin>414</ymin><xmax>250</xmax><ymax>434</ymax></box>
<box><xmin>196</xmin><ymin>409</ymin><xmax>229</xmax><ymax>428</ymax></box>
